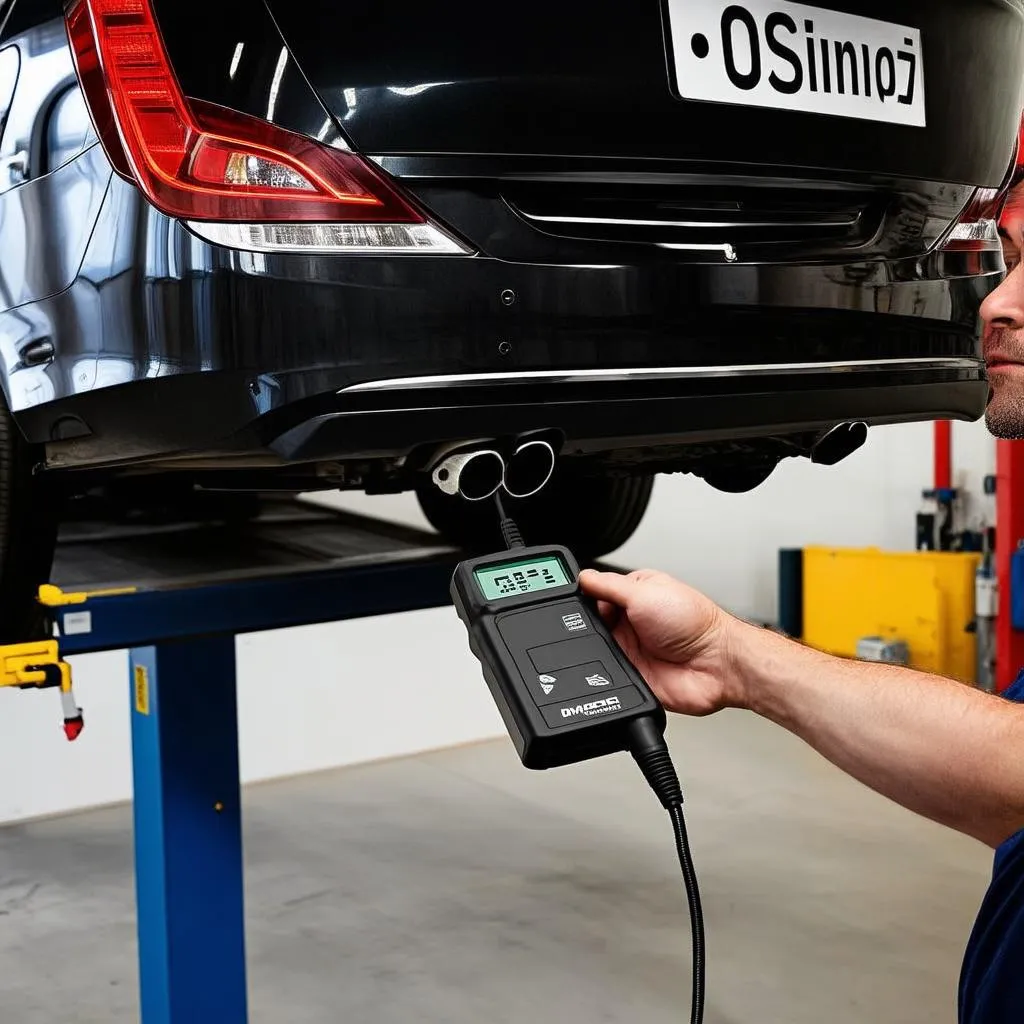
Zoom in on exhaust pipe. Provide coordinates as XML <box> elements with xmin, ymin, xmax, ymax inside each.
<box><xmin>431</xmin><ymin>449</ymin><xmax>505</xmax><ymax>502</ymax></box>
<box><xmin>811</xmin><ymin>422</ymin><xmax>868</xmax><ymax>467</ymax></box>
<box><xmin>503</xmin><ymin>440</ymin><xmax>556</xmax><ymax>499</ymax></box>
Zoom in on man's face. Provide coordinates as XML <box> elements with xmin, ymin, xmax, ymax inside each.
<box><xmin>982</xmin><ymin>182</ymin><xmax>1024</xmax><ymax>438</ymax></box>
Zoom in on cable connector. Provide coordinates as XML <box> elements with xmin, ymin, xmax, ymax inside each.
<box><xmin>627</xmin><ymin>716</ymin><xmax>683</xmax><ymax>809</ymax></box>
<box><xmin>494</xmin><ymin>492</ymin><xmax>526</xmax><ymax>550</ymax></box>
<box><xmin>499</xmin><ymin>517</ymin><xmax>525</xmax><ymax>550</ymax></box>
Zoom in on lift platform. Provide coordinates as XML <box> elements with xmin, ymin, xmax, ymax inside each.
<box><xmin>36</xmin><ymin>498</ymin><xmax>463</xmax><ymax>1024</ymax></box>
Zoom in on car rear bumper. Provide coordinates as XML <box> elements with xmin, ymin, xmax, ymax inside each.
<box><xmin>269</xmin><ymin>360</ymin><xmax>988</xmax><ymax>462</ymax></box>
<box><xmin>23</xmin><ymin>350</ymin><xmax>987</xmax><ymax>471</ymax></box>
<box><xmin>9</xmin><ymin>186</ymin><xmax>994</xmax><ymax>469</ymax></box>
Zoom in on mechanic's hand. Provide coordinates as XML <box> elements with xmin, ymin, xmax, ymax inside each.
<box><xmin>579</xmin><ymin>569</ymin><xmax>744</xmax><ymax>716</ymax></box>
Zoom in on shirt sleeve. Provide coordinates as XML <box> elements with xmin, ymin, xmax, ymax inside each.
<box><xmin>1003</xmin><ymin>672</ymin><xmax>1024</xmax><ymax>704</ymax></box>
<box><xmin>959</xmin><ymin>669</ymin><xmax>1024</xmax><ymax>1023</ymax></box>
<box><xmin>995</xmin><ymin>672</ymin><xmax>1024</xmax><ymax>868</ymax></box>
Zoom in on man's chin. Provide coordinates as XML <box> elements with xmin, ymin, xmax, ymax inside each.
<box><xmin>985</xmin><ymin>395</ymin><xmax>1024</xmax><ymax>439</ymax></box>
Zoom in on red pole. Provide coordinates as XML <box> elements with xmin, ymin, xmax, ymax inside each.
<box><xmin>996</xmin><ymin>439</ymin><xmax>1024</xmax><ymax>691</ymax></box>
<box><xmin>934</xmin><ymin>420</ymin><xmax>952</xmax><ymax>491</ymax></box>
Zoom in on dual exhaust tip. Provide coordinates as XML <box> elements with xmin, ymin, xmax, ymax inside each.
<box><xmin>432</xmin><ymin>440</ymin><xmax>556</xmax><ymax>502</ymax></box>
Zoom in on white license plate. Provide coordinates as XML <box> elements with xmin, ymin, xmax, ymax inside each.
<box><xmin>664</xmin><ymin>0</ymin><xmax>925</xmax><ymax>127</ymax></box>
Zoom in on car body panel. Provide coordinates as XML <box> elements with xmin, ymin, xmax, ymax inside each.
<box><xmin>261</xmin><ymin>0</ymin><xmax>1024</xmax><ymax>187</ymax></box>
<box><xmin>0</xmin><ymin>2</ymin><xmax>1017</xmax><ymax>487</ymax></box>
<box><xmin>0</xmin><ymin>144</ymin><xmax>110</xmax><ymax>311</ymax></box>
<box><xmin>0</xmin><ymin>17</ymin><xmax>79</xmax><ymax>193</ymax></box>
<box><xmin>6</xmin><ymin>163</ymin><xmax>992</xmax><ymax>468</ymax></box>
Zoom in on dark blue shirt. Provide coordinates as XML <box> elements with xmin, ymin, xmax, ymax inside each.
<box><xmin>958</xmin><ymin>673</ymin><xmax>1024</xmax><ymax>1023</ymax></box>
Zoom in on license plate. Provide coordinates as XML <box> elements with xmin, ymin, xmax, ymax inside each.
<box><xmin>664</xmin><ymin>0</ymin><xmax>925</xmax><ymax>127</ymax></box>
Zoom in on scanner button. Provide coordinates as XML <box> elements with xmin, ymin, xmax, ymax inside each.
<box><xmin>529</xmin><ymin>637</ymin><xmax>606</xmax><ymax>674</ymax></box>
<box><xmin>524</xmin><ymin>661</ymin><xmax>620</xmax><ymax>706</ymax></box>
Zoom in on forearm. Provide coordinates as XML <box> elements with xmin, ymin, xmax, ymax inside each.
<box><xmin>728</xmin><ymin>620</ymin><xmax>1024</xmax><ymax>848</ymax></box>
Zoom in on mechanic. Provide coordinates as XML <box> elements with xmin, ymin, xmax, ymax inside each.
<box><xmin>580</xmin><ymin>180</ymin><xmax>1024</xmax><ymax>1024</ymax></box>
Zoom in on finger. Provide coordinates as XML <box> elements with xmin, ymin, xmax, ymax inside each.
<box><xmin>579</xmin><ymin>569</ymin><xmax>637</xmax><ymax>607</ymax></box>
<box><xmin>595</xmin><ymin>599</ymin><xmax>621</xmax><ymax>628</ymax></box>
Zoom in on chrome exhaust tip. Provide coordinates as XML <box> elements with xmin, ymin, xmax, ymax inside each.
<box><xmin>503</xmin><ymin>439</ymin><xmax>556</xmax><ymax>499</ymax></box>
<box><xmin>431</xmin><ymin>449</ymin><xmax>506</xmax><ymax>502</ymax></box>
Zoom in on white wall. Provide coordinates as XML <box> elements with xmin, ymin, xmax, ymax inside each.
<box><xmin>0</xmin><ymin>613</ymin><xmax>505</xmax><ymax>823</ymax></box>
<box><xmin>0</xmin><ymin>418</ymin><xmax>994</xmax><ymax>824</ymax></box>
<box><xmin>618</xmin><ymin>417</ymin><xmax>996</xmax><ymax>623</ymax></box>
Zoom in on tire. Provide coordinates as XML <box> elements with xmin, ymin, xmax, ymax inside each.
<box><xmin>417</xmin><ymin>463</ymin><xmax>654</xmax><ymax>562</ymax></box>
<box><xmin>0</xmin><ymin>401</ymin><xmax>57</xmax><ymax>643</ymax></box>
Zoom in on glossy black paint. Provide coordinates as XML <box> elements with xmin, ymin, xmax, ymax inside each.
<box><xmin>152</xmin><ymin>0</ymin><xmax>348</xmax><ymax>150</ymax></box>
<box><xmin>267</xmin><ymin>0</ymin><xmax>1024</xmax><ymax>186</ymax></box>
<box><xmin>0</xmin><ymin>4</ymin><xmax>1018</xmax><ymax>488</ymax></box>
<box><xmin>7</xmin><ymin>161</ymin><xmax>994</xmax><ymax>469</ymax></box>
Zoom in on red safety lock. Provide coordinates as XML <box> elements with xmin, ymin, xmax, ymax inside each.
<box><xmin>63</xmin><ymin>716</ymin><xmax>85</xmax><ymax>742</ymax></box>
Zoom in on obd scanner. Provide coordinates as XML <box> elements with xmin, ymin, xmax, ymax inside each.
<box><xmin>451</xmin><ymin>503</ymin><xmax>707</xmax><ymax>1024</ymax></box>
<box><xmin>452</xmin><ymin>546</ymin><xmax>665</xmax><ymax>769</ymax></box>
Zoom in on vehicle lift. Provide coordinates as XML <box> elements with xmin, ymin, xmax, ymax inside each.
<box><xmin>0</xmin><ymin>499</ymin><xmax>465</xmax><ymax>1023</ymax></box>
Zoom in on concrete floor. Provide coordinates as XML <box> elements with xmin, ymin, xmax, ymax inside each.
<box><xmin>0</xmin><ymin>712</ymin><xmax>993</xmax><ymax>1024</ymax></box>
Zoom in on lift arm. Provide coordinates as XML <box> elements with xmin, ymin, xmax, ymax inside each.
<box><xmin>0</xmin><ymin>637</ymin><xmax>83</xmax><ymax>740</ymax></box>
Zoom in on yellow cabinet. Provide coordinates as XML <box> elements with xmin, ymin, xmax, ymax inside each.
<box><xmin>802</xmin><ymin>547</ymin><xmax>980</xmax><ymax>682</ymax></box>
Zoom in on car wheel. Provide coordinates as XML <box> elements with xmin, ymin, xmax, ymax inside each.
<box><xmin>0</xmin><ymin>401</ymin><xmax>57</xmax><ymax>643</ymax></box>
<box><xmin>417</xmin><ymin>463</ymin><xmax>653</xmax><ymax>562</ymax></box>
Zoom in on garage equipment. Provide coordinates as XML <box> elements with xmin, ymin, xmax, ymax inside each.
<box><xmin>919</xmin><ymin>419</ymin><xmax>959</xmax><ymax>552</ymax></box>
<box><xmin>855</xmin><ymin>637</ymin><xmax>911</xmax><ymax>666</ymax></box>
<box><xmin>0</xmin><ymin>637</ymin><xmax>82</xmax><ymax>739</ymax></box>
<box><xmin>802</xmin><ymin>546</ymin><xmax>981</xmax><ymax>682</ymax></box>
<box><xmin>997</xmin><ymin>440</ymin><xmax>1024</xmax><ymax>691</ymax></box>
<box><xmin>0</xmin><ymin>499</ymin><xmax>465</xmax><ymax>1024</ymax></box>
<box><xmin>0</xmin><ymin>582</ymin><xmax>144</xmax><ymax>739</ymax></box>
<box><xmin>452</xmin><ymin>500</ymin><xmax>705</xmax><ymax>1024</ymax></box>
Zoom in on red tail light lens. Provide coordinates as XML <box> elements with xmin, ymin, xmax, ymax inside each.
<box><xmin>65</xmin><ymin>0</ymin><xmax>421</xmax><ymax>224</ymax></box>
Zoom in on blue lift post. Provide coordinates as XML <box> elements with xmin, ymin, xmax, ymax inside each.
<box><xmin>48</xmin><ymin>501</ymin><xmax>462</xmax><ymax>1023</ymax></box>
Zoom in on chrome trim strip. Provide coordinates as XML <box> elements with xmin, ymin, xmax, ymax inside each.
<box><xmin>522</xmin><ymin>213</ymin><xmax>853</xmax><ymax>230</ymax></box>
<box><xmin>657</xmin><ymin>241</ymin><xmax>738</xmax><ymax>261</ymax></box>
<box><xmin>340</xmin><ymin>358</ymin><xmax>981</xmax><ymax>394</ymax></box>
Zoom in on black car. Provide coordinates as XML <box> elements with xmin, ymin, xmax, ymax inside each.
<box><xmin>0</xmin><ymin>0</ymin><xmax>1022</xmax><ymax>639</ymax></box>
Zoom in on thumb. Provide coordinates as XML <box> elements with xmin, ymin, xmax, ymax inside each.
<box><xmin>579</xmin><ymin>569</ymin><xmax>636</xmax><ymax>608</ymax></box>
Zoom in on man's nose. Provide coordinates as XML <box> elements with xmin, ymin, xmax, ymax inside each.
<box><xmin>981</xmin><ymin>264</ymin><xmax>1024</xmax><ymax>332</ymax></box>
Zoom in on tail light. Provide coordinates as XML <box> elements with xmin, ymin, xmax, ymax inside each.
<box><xmin>65</xmin><ymin>0</ymin><xmax>468</xmax><ymax>254</ymax></box>
<box><xmin>942</xmin><ymin>187</ymin><xmax>1006</xmax><ymax>253</ymax></box>
<box><xmin>943</xmin><ymin>117</ymin><xmax>1024</xmax><ymax>254</ymax></box>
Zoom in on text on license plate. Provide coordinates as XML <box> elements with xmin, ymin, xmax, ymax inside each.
<box><xmin>664</xmin><ymin>0</ymin><xmax>925</xmax><ymax>127</ymax></box>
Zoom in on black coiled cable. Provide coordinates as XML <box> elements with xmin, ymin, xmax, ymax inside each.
<box><xmin>669</xmin><ymin>801</ymin><xmax>706</xmax><ymax>1024</ymax></box>
<box><xmin>629</xmin><ymin>717</ymin><xmax>705</xmax><ymax>1024</ymax></box>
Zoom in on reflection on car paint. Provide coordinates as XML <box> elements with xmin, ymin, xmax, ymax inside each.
<box><xmin>0</xmin><ymin>22</ymin><xmax>79</xmax><ymax>194</ymax></box>
<box><xmin>46</xmin><ymin>87</ymin><xmax>97</xmax><ymax>173</ymax></box>
<box><xmin>0</xmin><ymin>3</ymin><xmax>1008</xmax><ymax>477</ymax></box>
<box><xmin>0</xmin><ymin>146</ymin><xmax>112</xmax><ymax>308</ymax></box>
